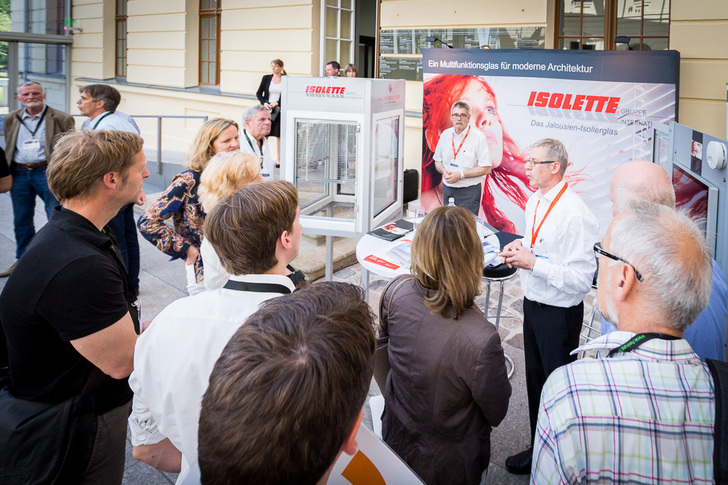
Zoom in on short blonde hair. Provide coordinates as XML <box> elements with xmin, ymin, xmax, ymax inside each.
<box><xmin>186</xmin><ymin>118</ymin><xmax>239</xmax><ymax>173</ymax></box>
<box><xmin>410</xmin><ymin>206</ymin><xmax>484</xmax><ymax>318</ymax></box>
<box><xmin>48</xmin><ymin>130</ymin><xmax>144</xmax><ymax>202</ymax></box>
<box><xmin>199</xmin><ymin>152</ymin><xmax>261</xmax><ymax>213</ymax></box>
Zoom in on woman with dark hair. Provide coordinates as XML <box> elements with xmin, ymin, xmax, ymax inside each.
<box><xmin>380</xmin><ymin>205</ymin><xmax>511</xmax><ymax>485</ymax></box>
<box><xmin>257</xmin><ymin>59</ymin><xmax>286</xmax><ymax>167</ymax></box>
<box><xmin>422</xmin><ymin>74</ymin><xmax>534</xmax><ymax>232</ymax></box>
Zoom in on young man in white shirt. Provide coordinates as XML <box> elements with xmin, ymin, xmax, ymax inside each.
<box><xmin>128</xmin><ymin>181</ymin><xmax>303</xmax><ymax>483</ymax></box>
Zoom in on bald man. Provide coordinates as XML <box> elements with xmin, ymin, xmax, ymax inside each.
<box><xmin>603</xmin><ymin>160</ymin><xmax>727</xmax><ymax>361</ymax></box>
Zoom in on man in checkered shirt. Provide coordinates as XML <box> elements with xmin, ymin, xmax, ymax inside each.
<box><xmin>531</xmin><ymin>202</ymin><xmax>715</xmax><ymax>484</ymax></box>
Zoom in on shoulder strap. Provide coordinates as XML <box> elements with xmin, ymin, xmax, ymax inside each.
<box><xmin>378</xmin><ymin>276</ymin><xmax>413</xmax><ymax>338</ymax></box>
<box><xmin>707</xmin><ymin>358</ymin><xmax>728</xmax><ymax>484</ymax></box>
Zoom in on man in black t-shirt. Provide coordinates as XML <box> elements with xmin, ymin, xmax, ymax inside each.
<box><xmin>0</xmin><ymin>130</ymin><xmax>149</xmax><ymax>484</ymax></box>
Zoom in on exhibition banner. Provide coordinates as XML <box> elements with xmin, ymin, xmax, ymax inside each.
<box><xmin>421</xmin><ymin>48</ymin><xmax>679</xmax><ymax>235</ymax></box>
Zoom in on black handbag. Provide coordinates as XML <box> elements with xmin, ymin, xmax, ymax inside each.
<box><xmin>0</xmin><ymin>368</ymin><xmax>104</xmax><ymax>484</ymax></box>
<box><xmin>270</xmin><ymin>105</ymin><xmax>281</xmax><ymax>123</ymax></box>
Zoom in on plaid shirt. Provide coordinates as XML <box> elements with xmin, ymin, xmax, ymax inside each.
<box><xmin>531</xmin><ymin>331</ymin><xmax>715</xmax><ymax>484</ymax></box>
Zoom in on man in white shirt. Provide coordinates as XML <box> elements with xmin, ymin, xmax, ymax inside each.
<box><xmin>433</xmin><ymin>100</ymin><xmax>491</xmax><ymax>215</ymax></box>
<box><xmin>77</xmin><ymin>83</ymin><xmax>142</xmax><ymax>293</ymax></box>
<box><xmin>77</xmin><ymin>84</ymin><xmax>138</xmax><ymax>133</ymax></box>
<box><xmin>240</xmin><ymin>104</ymin><xmax>275</xmax><ymax>180</ymax></box>
<box><xmin>128</xmin><ymin>180</ymin><xmax>303</xmax><ymax>482</ymax></box>
<box><xmin>499</xmin><ymin>138</ymin><xmax>599</xmax><ymax>475</ymax></box>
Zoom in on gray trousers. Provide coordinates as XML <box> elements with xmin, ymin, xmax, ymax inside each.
<box><xmin>443</xmin><ymin>182</ymin><xmax>482</xmax><ymax>216</ymax></box>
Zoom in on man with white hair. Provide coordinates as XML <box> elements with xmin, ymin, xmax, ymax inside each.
<box><xmin>603</xmin><ymin>160</ymin><xmax>727</xmax><ymax>361</ymax></box>
<box><xmin>240</xmin><ymin>105</ymin><xmax>274</xmax><ymax>180</ymax></box>
<box><xmin>531</xmin><ymin>202</ymin><xmax>716</xmax><ymax>483</ymax></box>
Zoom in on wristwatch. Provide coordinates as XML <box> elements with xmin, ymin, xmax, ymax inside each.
<box><xmin>460</xmin><ymin>171</ymin><xmax>465</xmax><ymax>180</ymax></box>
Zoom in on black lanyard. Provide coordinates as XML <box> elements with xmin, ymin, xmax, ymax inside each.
<box><xmin>223</xmin><ymin>279</ymin><xmax>292</xmax><ymax>295</ymax></box>
<box><xmin>607</xmin><ymin>332</ymin><xmax>680</xmax><ymax>358</ymax></box>
<box><xmin>92</xmin><ymin>112</ymin><xmax>113</xmax><ymax>129</ymax></box>
<box><xmin>17</xmin><ymin>108</ymin><xmax>47</xmax><ymax>137</ymax></box>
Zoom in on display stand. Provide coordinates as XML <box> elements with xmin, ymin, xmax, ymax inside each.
<box><xmin>281</xmin><ymin>77</ymin><xmax>406</xmax><ymax>281</ymax></box>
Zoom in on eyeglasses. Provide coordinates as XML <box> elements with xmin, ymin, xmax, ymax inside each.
<box><xmin>451</xmin><ymin>113</ymin><xmax>469</xmax><ymax>119</ymax></box>
<box><xmin>524</xmin><ymin>159</ymin><xmax>558</xmax><ymax>166</ymax></box>
<box><xmin>594</xmin><ymin>242</ymin><xmax>643</xmax><ymax>282</ymax></box>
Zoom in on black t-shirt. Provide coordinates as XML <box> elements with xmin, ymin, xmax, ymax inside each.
<box><xmin>0</xmin><ymin>147</ymin><xmax>8</xmax><ymax>178</ymax></box>
<box><xmin>0</xmin><ymin>206</ymin><xmax>138</xmax><ymax>413</ymax></box>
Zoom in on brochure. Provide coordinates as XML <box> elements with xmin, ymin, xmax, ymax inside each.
<box><xmin>369</xmin><ymin>219</ymin><xmax>414</xmax><ymax>241</ymax></box>
<box><xmin>363</xmin><ymin>239</ymin><xmax>412</xmax><ymax>271</ymax></box>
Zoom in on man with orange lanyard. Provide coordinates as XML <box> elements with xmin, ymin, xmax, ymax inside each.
<box><xmin>433</xmin><ymin>100</ymin><xmax>491</xmax><ymax>215</ymax></box>
<box><xmin>499</xmin><ymin>138</ymin><xmax>599</xmax><ymax>475</ymax></box>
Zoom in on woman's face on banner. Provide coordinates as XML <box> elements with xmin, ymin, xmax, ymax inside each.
<box><xmin>462</xmin><ymin>79</ymin><xmax>504</xmax><ymax>167</ymax></box>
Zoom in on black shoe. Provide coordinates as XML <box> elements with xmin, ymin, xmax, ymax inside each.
<box><xmin>505</xmin><ymin>448</ymin><xmax>532</xmax><ymax>475</ymax></box>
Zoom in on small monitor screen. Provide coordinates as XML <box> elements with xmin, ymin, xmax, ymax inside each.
<box><xmin>672</xmin><ymin>164</ymin><xmax>713</xmax><ymax>243</ymax></box>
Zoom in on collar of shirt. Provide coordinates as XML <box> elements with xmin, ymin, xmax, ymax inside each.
<box><xmin>571</xmin><ymin>330</ymin><xmax>701</xmax><ymax>363</ymax></box>
<box><xmin>451</xmin><ymin>126</ymin><xmax>469</xmax><ymax>142</ymax></box>
<box><xmin>22</xmin><ymin>105</ymin><xmax>47</xmax><ymax>121</ymax></box>
<box><xmin>536</xmin><ymin>179</ymin><xmax>567</xmax><ymax>204</ymax></box>
<box><xmin>89</xmin><ymin>110</ymin><xmax>112</xmax><ymax>124</ymax></box>
<box><xmin>227</xmin><ymin>273</ymin><xmax>296</xmax><ymax>293</ymax></box>
<box><xmin>50</xmin><ymin>206</ymin><xmax>114</xmax><ymax>251</ymax></box>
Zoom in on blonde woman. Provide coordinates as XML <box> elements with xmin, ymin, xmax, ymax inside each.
<box><xmin>138</xmin><ymin>118</ymin><xmax>240</xmax><ymax>294</ymax></box>
<box><xmin>198</xmin><ymin>152</ymin><xmax>263</xmax><ymax>290</ymax></box>
<box><xmin>379</xmin><ymin>205</ymin><xmax>511</xmax><ymax>485</ymax></box>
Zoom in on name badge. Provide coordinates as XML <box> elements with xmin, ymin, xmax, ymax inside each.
<box><xmin>23</xmin><ymin>139</ymin><xmax>40</xmax><ymax>151</ymax></box>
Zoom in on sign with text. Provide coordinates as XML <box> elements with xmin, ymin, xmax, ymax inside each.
<box><xmin>421</xmin><ymin>48</ymin><xmax>679</xmax><ymax>235</ymax></box>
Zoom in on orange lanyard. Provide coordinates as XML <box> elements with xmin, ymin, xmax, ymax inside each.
<box><xmin>530</xmin><ymin>183</ymin><xmax>568</xmax><ymax>249</ymax></box>
<box><xmin>451</xmin><ymin>125</ymin><xmax>470</xmax><ymax>161</ymax></box>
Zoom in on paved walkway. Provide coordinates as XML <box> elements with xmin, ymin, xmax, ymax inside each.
<box><xmin>0</xmin><ymin>183</ymin><xmax>599</xmax><ymax>484</ymax></box>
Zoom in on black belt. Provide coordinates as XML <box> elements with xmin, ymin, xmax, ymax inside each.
<box><xmin>15</xmin><ymin>161</ymin><xmax>47</xmax><ymax>170</ymax></box>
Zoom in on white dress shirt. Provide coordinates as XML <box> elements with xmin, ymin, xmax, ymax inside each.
<box><xmin>85</xmin><ymin>111</ymin><xmax>139</xmax><ymax>133</ymax></box>
<box><xmin>433</xmin><ymin>126</ymin><xmax>490</xmax><ymax>188</ymax></box>
<box><xmin>519</xmin><ymin>180</ymin><xmax>598</xmax><ymax>308</ymax></box>
<box><xmin>128</xmin><ymin>273</ymin><xmax>295</xmax><ymax>482</ymax></box>
<box><xmin>240</xmin><ymin>128</ymin><xmax>275</xmax><ymax>180</ymax></box>
<box><xmin>199</xmin><ymin>238</ymin><xmax>229</xmax><ymax>291</ymax></box>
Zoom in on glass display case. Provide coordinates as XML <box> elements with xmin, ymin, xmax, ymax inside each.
<box><xmin>282</xmin><ymin>77</ymin><xmax>406</xmax><ymax>237</ymax></box>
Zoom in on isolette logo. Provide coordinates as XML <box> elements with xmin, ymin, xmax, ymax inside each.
<box><xmin>305</xmin><ymin>85</ymin><xmax>346</xmax><ymax>96</ymax></box>
<box><xmin>527</xmin><ymin>91</ymin><xmax>621</xmax><ymax>113</ymax></box>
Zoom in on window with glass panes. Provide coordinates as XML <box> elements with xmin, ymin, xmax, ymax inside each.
<box><xmin>200</xmin><ymin>0</ymin><xmax>221</xmax><ymax>85</ymax></box>
<box><xmin>322</xmin><ymin>0</ymin><xmax>355</xmax><ymax>74</ymax></box>
<box><xmin>116</xmin><ymin>0</ymin><xmax>127</xmax><ymax>77</ymax></box>
<box><xmin>557</xmin><ymin>0</ymin><xmax>669</xmax><ymax>51</ymax></box>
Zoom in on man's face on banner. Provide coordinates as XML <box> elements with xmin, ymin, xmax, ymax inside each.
<box><xmin>462</xmin><ymin>79</ymin><xmax>504</xmax><ymax>167</ymax></box>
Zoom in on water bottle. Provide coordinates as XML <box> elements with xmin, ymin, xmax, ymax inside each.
<box><xmin>448</xmin><ymin>197</ymin><xmax>456</xmax><ymax>207</ymax></box>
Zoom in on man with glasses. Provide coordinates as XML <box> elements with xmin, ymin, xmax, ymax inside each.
<box><xmin>433</xmin><ymin>100</ymin><xmax>491</xmax><ymax>215</ymax></box>
<box><xmin>601</xmin><ymin>160</ymin><xmax>727</xmax><ymax>362</ymax></box>
<box><xmin>531</xmin><ymin>202</ymin><xmax>715</xmax><ymax>482</ymax></box>
<box><xmin>499</xmin><ymin>138</ymin><xmax>598</xmax><ymax>475</ymax></box>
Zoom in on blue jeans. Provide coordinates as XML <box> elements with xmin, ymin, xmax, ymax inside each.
<box><xmin>10</xmin><ymin>164</ymin><xmax>58</xmax><ymax>259</ymax></box>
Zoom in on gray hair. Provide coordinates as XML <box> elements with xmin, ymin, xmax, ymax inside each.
<box><xmin>608</xmin><ymin>202</ymin><xmax>712</xmax><ymax>332</ymax></box>
<box><xmin>451</xmin><ymin>100</ymin><xmax>471</xmax><ymax>116</ymax></box>
<box><xmin>243</xmin><ymin>104</ymin><xmax>268</xmax><ymax>123</ymax></box>
<box><xmin>530</xmin><ymin>138</ymin><xmax>568</xmax><ymax>177</ymax></box>
<box><xmin>18</xmin><ymin>80</ymin><xmax>43</xmax><ymax>91</ymax></box>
